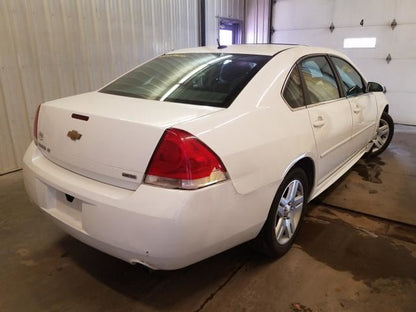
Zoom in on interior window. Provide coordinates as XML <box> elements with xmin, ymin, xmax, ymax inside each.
<box><xmin>300</xmin><ymin>56</ymin><xmax>340</xmax><ymax>104</ymax></box>
<box><xmin>283</xmin><ymin>67</ymin><xmax>305</xmax><ymax>108</ymax></box>
<box><xmin>331</xmin><ymin>56</ymin><xmax>365</xmax><ymax>96</ymax></box>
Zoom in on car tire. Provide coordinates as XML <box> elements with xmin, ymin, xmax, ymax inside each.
<box><xmin>367</xmin><ymin>112</ymin><xmax>394</xmax><ymax>158</ymax></box>
<box><xmin>254</xmin><ymin>167</ymin><xmax>308</xmax><ymax>258</ymax></box>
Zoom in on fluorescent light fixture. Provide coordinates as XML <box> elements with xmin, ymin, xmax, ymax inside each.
<box><xmin>344</xmin><ymin>37</ymin><xmax>376</xmax><ymax>48</ymax></box>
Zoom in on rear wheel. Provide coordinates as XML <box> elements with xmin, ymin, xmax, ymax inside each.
<box><xmin>256</xmin><ymin>167</ymin><xmax>308</xmax><ymax>257</ymax></box>
<box><xmin>367</xmin><ymin>112</ymin><xmax>394</xmax><ymax>157</ymax></box>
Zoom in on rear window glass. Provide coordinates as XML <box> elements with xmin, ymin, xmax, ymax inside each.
<box><xmin>100</xmin><ymin>53</ymin><xmax>271</xmax><ymax>107</ymax></box>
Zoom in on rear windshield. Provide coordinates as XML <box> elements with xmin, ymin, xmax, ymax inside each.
<box><xmin>100</xmin><ymin>53</ymin><xmax>271</xmax><ymax>107</ymax></box>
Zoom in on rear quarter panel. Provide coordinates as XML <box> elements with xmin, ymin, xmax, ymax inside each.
<box><xmin>177</xmin><ymin>48</ymin><xmax>319</xmax><ymax>196</ymax></box>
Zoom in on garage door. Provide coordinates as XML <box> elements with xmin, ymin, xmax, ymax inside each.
<box><xmin>271</xmin><ymin>0</ymin><xmax>416</xmax><ymax>125</ymax></box>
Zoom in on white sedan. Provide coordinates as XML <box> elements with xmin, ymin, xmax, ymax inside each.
<box><xmin>23</xmin><ymin>44</ymin><xmax>394</xmax><ymax>270</ymax></box>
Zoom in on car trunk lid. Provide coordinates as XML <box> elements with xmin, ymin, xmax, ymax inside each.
<box><xmin>36</xmin><ymin>92</ymin><xmax>222</xmax><ymax>190</ymax></box>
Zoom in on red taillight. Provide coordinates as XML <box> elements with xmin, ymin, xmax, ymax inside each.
<box><xmin>33</xmin><ymin>105</ymin><xmax>41</xmax><ymax>140</ymax></box>
<box><xmin>144</xmin><ymin>128</ymin><xmax>228</xmax><ymax>189</ymax></box>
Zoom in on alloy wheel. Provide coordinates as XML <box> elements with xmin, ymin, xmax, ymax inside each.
<box><xmin>372</xmin><ymin>119</ymin><xmax>390</xmax><ymax>153</ymax></box>
<box><xmin>275</xmin><ymin>179</ymin><xmax>304</xmax><ymax>245</ymax></box>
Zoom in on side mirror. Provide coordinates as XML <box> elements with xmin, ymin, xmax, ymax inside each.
<box><xmin>367</xmin><ymin>82</ymin><xmax>386</xmax><ymax>93</ymax></box>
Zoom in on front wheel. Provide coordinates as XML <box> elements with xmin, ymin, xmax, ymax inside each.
<box><xmin>256</xmin><ymin>167</ymin><xmax>308</xmax><ymax>258</ymax></box>
<box><xmin>367</xmin><ymin>112</ymin><xmax>394</xmax><ymax>157</ymax></box>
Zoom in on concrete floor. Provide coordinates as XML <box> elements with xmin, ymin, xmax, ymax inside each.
<box><xmin>1</xmin><ymin>125</ymin><xmax>415</xmax><ymax>312</ymax></box>
<box><xmin>319</xmin><ymin>125</ymin><xmax>416</xmax><ymax>226</ymax></box>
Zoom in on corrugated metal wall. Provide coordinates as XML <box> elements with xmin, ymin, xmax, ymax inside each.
<box><xmin>205</xmin><ymin>0</ymin><xmax>245</xmax><ymax>45</ymax></box>
<box><xmin>0</xmin><ymin>0</ymin><xmax>199</xmax><ymax>174</ymax></box>
<box><xmin>245</xmin><ymin>0</ymin><xmax>270</xmax><ymax>43</ymax></box>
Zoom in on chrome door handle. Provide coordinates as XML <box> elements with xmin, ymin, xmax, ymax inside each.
<box><xmin>313</xmin><ymin>116</ymin><xmax>325</xmax><ymax>128</ymax></box>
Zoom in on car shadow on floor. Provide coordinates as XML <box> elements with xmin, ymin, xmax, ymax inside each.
<box><xmin>58</xmin><ymin>234</ymin><xmax>270</xmax><ymax>310</ymax></box>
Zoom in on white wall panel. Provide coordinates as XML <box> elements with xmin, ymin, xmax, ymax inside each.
<box><xmin>245</xmin><ymin>0</ymin><xmax>270</xmax><ymax>43</ymax></box>
<box><xmin>273</xmin><ymin>0</ymin><xmax>333</xmax><ymax>30</ymax></box>
<box><xmin>0</xmin><ymin>0</ymin><xmax>199</xmax><ymax>174</ymax></box>
<box><xmin>332</xmin><ymin>0</ymin><xmax>395</xmax><ymax>27</ymax></box>
<box><xmin>0</xmin><ymin>83</ymin><xmax>17</xmax><ymax>173</ymax></box>
<box><xmin>205</xmin><ymin>0</ymin><xmax>245</xmax><ymax>46</ymax></box>
<box><xmin>0</xmin><ymin>0</ymin><xmax>32</xmax><ymax>174</ymax></box>
<box><xmin>272</xmin><ymin>0</ymin><xmax>416</xmax><ymax>125</ymax></box>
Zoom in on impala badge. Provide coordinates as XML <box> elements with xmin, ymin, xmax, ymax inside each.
<box><xmin>67</xmin><ymin>130</ymin><xmax>82</xmax><ymax>141</ymax></box>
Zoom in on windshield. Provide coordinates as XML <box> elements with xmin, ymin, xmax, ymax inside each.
<box><xmin>100</xmin><ymin>53</ymin><xmax>271</xmax><ymax>107</ymax></box>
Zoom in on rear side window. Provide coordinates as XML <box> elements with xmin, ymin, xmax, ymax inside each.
<box><xmin>100</xmin><ymin>53</ymin><xmax>271</xmax><ymax>108</ymax></box>
<box><xmin>331</xmin><ymin>56</ymin><xmax>365</xmax><ymax>96</ymax></box>
<box><xmin>283</xmin><ymin>67</ymin><xmax>305</xmax><ymax>108</ymax></box>
<box><xmin>300</xmin><ymin>56</ymin><xmax>340</xmax><ymax>104</ymax></box>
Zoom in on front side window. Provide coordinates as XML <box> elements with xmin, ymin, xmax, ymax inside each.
<box><xmin>283</xmin><ymin>67</ymin><xmax>305</xmax><ymax>108</ymax></box>
<box><xmin>100</xmin><ymin>53</ymin><xmax>271</xmax><ymax>108</ymax></box>
<box><xmin>300</xmin><ymin>56</ymin><xmax>340</xmax><ymax>104</ymax></box>
<box><xmin>331</xmin><ymin>56</ymin><xmax>365</xmax><ymax>96</ymax></box>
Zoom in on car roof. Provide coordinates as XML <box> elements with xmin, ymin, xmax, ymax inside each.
<box><xmin>167</xmin><ymin>44</ymin><xmax>305</xmax><ymax>56</ymax></box>
<box><xmin>166</xmin><ymin>44</ymin><xmax>348</xmax><ymax>58</ymax></box>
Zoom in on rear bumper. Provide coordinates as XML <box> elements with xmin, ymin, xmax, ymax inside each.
<box><xmin>23</xmin><ymin>142</ymin><xmax>275</xmax><ymax>270</ymax></box>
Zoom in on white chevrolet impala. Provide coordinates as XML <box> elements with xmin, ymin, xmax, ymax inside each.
<box><xmin>23</xmin><ymin>45</ymin><xmax>394</xmax><ymax>270</ymax></box>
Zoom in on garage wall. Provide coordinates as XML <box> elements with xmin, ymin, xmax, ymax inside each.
<box><xmin>0</xmin><ymin>0</ymin><xmax>199</xmax><ymax>174</ymax></box>
<box><xmin>271</xmin><ymin>0</ymin><xmax>416</xmax><ymax>125</ymax></box>
<box><xmin>205</xmin><ymin>0</ymin><xmax>245</xmax><ymax>46</ymax></box>
<box><xmin>245</xmin><ymin>0</ymin><xmax>270</xmax><ymax>43</ymax></box>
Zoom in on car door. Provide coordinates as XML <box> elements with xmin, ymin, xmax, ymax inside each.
<box><xmin>299</xmin><ymin>56</ymin><xmax>354</xmax><ymax>184</ymax></box>
<box><xmin>330</xmin><ymin>56</ymin><xmax>378</xmax><ymax>153</ymax></box>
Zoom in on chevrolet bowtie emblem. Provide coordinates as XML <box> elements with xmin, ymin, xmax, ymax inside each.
<box><xmin>67</xmin><ymin>130</ymin><xmax>82</xmax><ymax>141</ymax></box>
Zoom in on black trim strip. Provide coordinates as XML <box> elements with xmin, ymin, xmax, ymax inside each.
<box><xmin>200</xmin><ymin>0</ymin><xmax>206</xmax><ymax>46</ymax></box>
<box><xmin>71</xmin><ymin>113</ymin><xmax>89</xmax><ymax>121</ymax></box>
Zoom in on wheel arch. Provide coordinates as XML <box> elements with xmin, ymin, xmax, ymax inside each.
<box><xmin>253</xmin><ymin>157</ymin><xmax>314</xmax><ymax>257</ymax></box>
<box><xmin>284</xmin><ymin>156</ymin><xmax>315</xmax><ymax>201</ymax></box>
